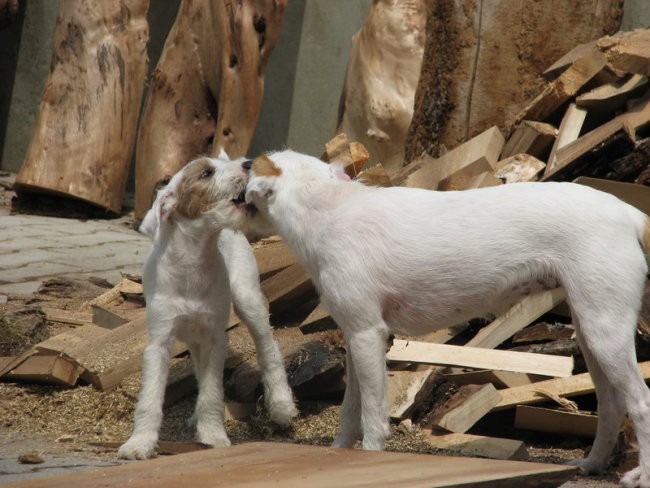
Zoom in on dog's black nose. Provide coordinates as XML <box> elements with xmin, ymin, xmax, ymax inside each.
<box><xmin>242</xmin><ymin>160</ymin><xmax>253</xmax><ymax>171</ymax></box>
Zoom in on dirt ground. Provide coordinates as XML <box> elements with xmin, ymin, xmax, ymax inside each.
<box><xmin>0</xmin><ymin>180</ymin><xmax>629</xmax><ymax>487</ymax></box>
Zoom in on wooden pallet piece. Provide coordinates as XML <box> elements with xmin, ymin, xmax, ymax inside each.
<box><xmin>387</xmin><ymin>367</ymin><xmax>438</xmax><ymax>420</ymax></box>
<box><xmin>501</xmin><ymin>120</ymin><xmax>557</xmax><ymax>160</ymax></box>
<box><xmin>494</xmin><ymin>361</ymin><xmax>650</xmax><ymax>411</ymax></box>
<box><xmin>427</xmin><ymin>383</ymin><xmax>501</xmax><ymax>434</ymax></box>
<box><xmin>517</xmin><ymin>44</ymin><xmax>607</xmax><ymax>123</ymax></box>
<box><xmin>465</xmin><ymin>288</ymin><xmax>566</xmax><ymax>349</ymax></box>
<box><xmin>405</xmin><ymin>126</ymin><xmax>504</xmax><ymax>190</ymax></box>
<box><xmin>387</xmin><ymin>339</ymin><xmax>574</xmax><ymax>378</ymax></box>
<box><xmin>514</xmin><ymin>405</ymin><xmax>598</xmax><ymax>438</ymax></box>
<box><xmin>422</xmin><ymin>432</ymin><xmax>528</xmax><ymax>461</ymax></box>
<box><xmin>3</xmin><ymin>441</ymin><xmax>577</xmax><ymax>488</ymax></box>
<box><xmin>545</xmin><ymin>103</ymin><xmax>588</xmax><ymax>177</ymax></box>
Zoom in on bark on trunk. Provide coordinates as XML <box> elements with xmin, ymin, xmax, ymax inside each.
<box><xmin>405</xmin><ymin>0</ymin><xmax>623</xmax><ymax>164</ymax></box>
<box><xmin>134</xmin><ymin>0</ymin><xmax>287</xmax><ymax>218</ymax></box>
<box><xmin>14</xmin><ymin>0</ymin><xmax>149</xmax><ymax>213</ymax></box>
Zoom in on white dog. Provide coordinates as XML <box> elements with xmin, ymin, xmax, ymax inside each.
<box><xmin>218</xmin><ymin>150</ymin><xmax>650</xmax><ymax>486</ymax></box>
<box><xmin>118</xmin><ymin>154</ymin><xmax>297</xmax><ymax>460</ymax></box>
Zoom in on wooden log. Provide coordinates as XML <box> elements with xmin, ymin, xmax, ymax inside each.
<box><xmin>405</xmin><ymin>126</ymin><xmax>504</xmax><ymax>190</ymax></box>
<box><xmin>134</xmin><ymin>0</ymin><xmax>287</xmax><ymax>218</ymax></box>
<box><xmin>494</xmin><ymin>154</ymin><xmax>546</xmax><ymax>183</ymax></box>
<box><xmin>422</xmin><ymin>432</ymin><xmax>528</xmax><ymax>460</ymax></box>
<box><xmin>464</xmin><ymin>288</ymin><xmax>566</xmax><ymax>350</ymax></box>
<box><xmin>500</xmin><ymin>121</ymin><xmax>557</xmax><ymax>160</ymax></box>
<box><xmin>514</xmin><ymin>405</ymin><xmax>598</xmax><ymax>438</ymax></box>
<box><xmin>495</xmin><ymin>361</ymin><xmax>650</xmax><ymax>410</ymax></box>
<box><xmin>336</xmin><ymin>0</ymin><xmax>425</xmax><ymax>173</ymax></box>
<box><xmin>14</xmin><ymin>0</ymin><xmax>149</xmax><ymax>213</ymax></box>
<box><xmin>427</xmin><ymin>383</ymin><xmax>501</xmax><ymax>434</ymax></box>
<box><xmin>545</xmin><ymin>103</ymin><xmax>588</xmax><ymax>177</ymax></box>
<box><xmin>387</xmin><ymin>339</ymin><xmax>574</xmax><ymax>378</ymax></box>
<box><xmin>405</xmin><ymin>0</ymin><xmax>621</xmax><ymax>162</ymax></box>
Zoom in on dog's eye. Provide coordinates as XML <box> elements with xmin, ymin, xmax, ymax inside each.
<box><xmin>200</xmin><ymin>168</ymin><xmax>214</xmax><ymax>179</ymax></box>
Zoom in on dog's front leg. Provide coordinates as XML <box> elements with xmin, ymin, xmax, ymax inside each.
<box><xmin>345</xmin><ymin>326</ymin><xmax>391</xmax><ymax>451</ymax></box>
<box><xmin>191</xmin><ymin>326</ymin><xmax>230</xmax><ymax>447</ymax></box>
<box><xmin>332</xmin><ymin>346</ymin><xmax>362</xmax><ymax>448</ymax></box>
<box><xmin>118</xmin><ymin>328</ymin><xmax>175</xmax><ymax>459</ymax></box>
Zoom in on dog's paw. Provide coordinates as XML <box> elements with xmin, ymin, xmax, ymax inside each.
<box><xmin>566</xmin><ymin>457</ymin><xmax>607</xmax><ymax>475</ymax></box>
<box><xmin>268</xmin><ymin>400</ymin><xmax>298</xmax><ymax>427</ymax></box>
<box><xmin>197</xmin><ymin>428</ymin><xmax>231</xmax><ymax>448</ymax></box>
<box><xmin>621</xmin><ymin>466</ymin><xmax>650</xmax><ymax>488</ymax></box>
<box><xmin>117</xmin><ymin>436</ymin><xmax>158</xmax><ymax>460</ymax></box>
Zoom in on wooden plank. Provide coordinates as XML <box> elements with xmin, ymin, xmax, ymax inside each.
<box><xmin>1</xmin><ymin>354</ymin><xmax>83</xmax><ymax>386</ymax></box>
<box><xmin>428</xmin><ymin>383</ymin><xmax>501</xmax><ymax>434</ymax></box>
<box><xmin>494</xmin><ymin>154</ymin><xmax>546</xmax><ymax>183</ymax></box>
<box><xmin>574</xmin><ymin>177</ymin><xmax>650</xmax><ymax>215</ymax></box>
<box><xmin>517</xmin><ymin>44</ymin><xmax>607</xmax><ymax>122</ymax></box>
<box><xmin>512</xmin><ymin>322</ymin><xmax>574</xmax><ymax>344</ymax></box>
<box><xmin>464</xmin><ymin>288</ymin><xmax>566</xmax><ymax>349</ymax></box>
<box><xmin>323</xmin><ymin>133</ymin><xmax>368</xmax><ymax>178</ymax></box>
<box><xmin>387</xmin><ymin>340</ymin><xmax>574</xmax><ymax>378</ymax></box>
<box><xmin>357</xmin><ymin>164</ymin><xmax>393</xmax><ymax>187</ymax></box>
<box><xmin>501</xmin><ymin>120</ymin><xmax>557</xmax><ymax>160</ymax></box>
<box><xmin>42</xmin><ymin>307</ymin><xmax>93</xmax><ymax>326</ymax></box>
<box><xmin>261</xmin><ymin>263</ymin><xmax>314</xmax><ymax>315</ymax></box>
<box><xmin>545</xmin><ymin>103</ymin><xmax>588</xmax><ymax>177</ymax></box>
<box><xmin>390</xmin><ymin>155</ymin><xmax>435</xmax><ymax>186</ymax></box>
<box><xmin>599</xmin><ymin>29</ymin><xmax>650</xmax><ymax>76</ymax></box>
<box><xmin>444</xmin><ymin>369</ymin><xmax>546</xmax><ymax>389</ymax></box>
<box><xmin>252</xmin><ymin>240</ymin><xmax>296</xmax><ymax>280</ymax></box>
<box><xmin>387</xmin><ymin>367</ymin><xmax>438</xmax><ymax>420</ymax></box>
<box><xmin>495</xmin><ymin>361</ymin><xmax>650</xmax><ymax>410</ymax></box>
<box><xmin>421</xmin><ymin>432</ymin><xmax>528</xmax><ymax>461</ymax></box>
<box><xmin>576</xmin><ymin>73</ymin><xmax>648</xmax><ymax>111</ymax></box>
<box><xmin>91</xmin><ymin>305</ymin><xmax>130</xmax><ymax>330</ymax></box>
<box><xmin>436</xmin><ymin>157</ymin><xmax>493</xmax><ymax>191</ymax></box>
<box><xmin>3</xmin><ymin>441</ymin><xmax>577</xmax><ymax>488</ymax></box>
<box><xmin>514</xmin><ymin>405</ymin><xmax>598</xmax><ymax>438</ymax></box>
<box><xmin>299</xmin><ymin>304</ymin><xmax>336</xmax><ymax>334</ymax></box>
<box><xmin>405</xmin><ymin>127</ymin><xmax>504</xmax><ymax>190</ymax></box>
<box><xmin>542</xmin><ymin>41</ymin><xmax>597</xmax><ymax>81</ymax></box>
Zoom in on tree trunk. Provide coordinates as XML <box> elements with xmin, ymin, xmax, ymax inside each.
<box><xmin>336</xmin><ymin>0</ymin><xmax>425</xmax><ymax>174</ymax></box>
<box><xmin>14</xmin><ymin>0</ymin><xmax>149</xmax><ymax>213</ymax></box>
<box><xmin>134</xmin><ymin>0</ymin><xmax>287</xmax><ymax>218</ymax></box>
<box><xmin>405</xmin><ymin>0</ymin><xmax>623</xmax><ymax>163</ymax></box>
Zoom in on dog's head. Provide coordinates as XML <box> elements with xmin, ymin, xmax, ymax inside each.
<box><xmin>139</xmin><ymin>151</ymin><xmax>260</xmax><ymax>241</ymax></box>
<box><xmin>242</xmin><ymin>150</ymin><xmax>349</xmax><ymax>219</ymax></box>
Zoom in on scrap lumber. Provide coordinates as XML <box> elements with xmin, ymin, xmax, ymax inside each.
<box><xmin>598</xmin><ymin>29</ymin><xmax>650</xmax><ymax>77</ymax></box>
<box><xmin>493</xmin><ymin>154</ymin><xmax>546</xmax><ymax>183</ymax></box>
<box><xmin>390</xmin><ymin>155</ymin><xmax>435</xmax><ymax>185</ymax></box>
<box><xmin>512</xmin><ymin>322</ymin><xmax>575</xmax><ymax>344</ymax></box>
<box><xmin>501</xmin><ymin>120</ymin><xmax>557</xmax><ymax>160</ymax></box>
<box><xmin>260</xmin><ymin>262</ymin><xmax>314</xmax><ymax>316</ymax></box>
<box><xmin>387</xmin><ymin>339</ymin><xmax>574</xmax><ymax>378</ymax></box>
<box><xmin>42</xmin><ymin>307</ymin><xmax>93</xmax><ymax>326</ymax></box>
<box><xmin>356</xmin><ymin>164</ymin><xmax>393</xmax><ymax>187</ymax></box>
<box><xmin>387</xmin><ymin>367</ymin><xmax>438</xmax><ymax>420</ymax></box>
<box><xmin>542</xmin><ymin>41</ymin><xmax>601</xmax><ymax>81</ymax></box>
<box><xmin>464</xmin><ymin>288</ymin><xmax>566</xmax><ymax>349</ymax></box>
<box><xmin>0</xmin><ymin>354</ymin><xmax>83</xmax><ymax>386</ymax></box>
<box><xmin>322</xmin><ymin>133</ymin><xmax>369</xmax><ymax>178</ymax></box>
<box><xmin>252</xmin><ymin>239</ymin><xmax>296</xmax><ymax>280</ymax></box>
<box><xmin>427</xmin><ymin>383</ymin><xmax>501</xmax><ymax>434</ymax></box>
<box><xmin>422</xmin><ymin>432</ymin><xmax>528</xmax><ymax>461</ymax></box>
<box><xmin>91</xmin><ymin>305</ymin><xmax>130</xmax><ymax>330</ymax></box>
<box><xmin>576</xmin><ymin>73</ymin><xmax>648</xmax><ymax>110</ymax></box>
<box><xmin>574</xmin><ymin>176</ymin><xmax>650</xmax><ymax>215</ymax></box>
<box><xmin>405</xmin><ymin>126</ymin><xmax>504</xmax><ymax>190</ymax></box>
<box><xmin>514</xmin><ymin>405</ymin><xmax>598</xmax><ymax>438</ymax></box>
<box><xmin>444</xmin><ymin>369</ymin><xmax>546</xmax><ymax>389</ymax></box>
<box><xmin>92</xmin><ymin>440</ymin><xmax>210</xmax><ymax>456</ymax></box>
<box><xmin>6</xmin><ymin>441</ymin><xmax>577</xmax><ymax>488</ymax></box>
<box><xmin>494</xmin><ymin>361</ymin><xmax>650</xmax><ymax>410</ymax></box>
<box><xmin>545</xmin><ymin>103</ymin><xmax>588</xmax><ymax>176</ymax></box>
<box><xmin>516</xmin><ymin>44</ymin><xmax>608</xmax><ymax>123</ymax></box>
<box><xmin>436</xmin><ymin>158</ymin><xmax>496</xmax><ymax>191</ymax></box>
<box><xmin>299</xmin><ymin>304</ymin><xmax>336</xmax><ymax>334</ymax></box>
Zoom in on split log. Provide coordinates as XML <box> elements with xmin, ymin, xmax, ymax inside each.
<box><xmin>14</xmin><ymin>0</ymin><xmax>150</xmax><ymax>213</ymax></box>
<box><xmin>134</xmin><ymin>0</ymin><xmax>287</xmax><ymax>218</ymax></box>
<box><xmin>405</xmin><ymin>0</ymin><xmax>622</xmax><ymax>163</ymax></box>
<box><xmin>336</xmin><ymin>0</ymin><xmax>425</xmax><ymax>173</ymax></box>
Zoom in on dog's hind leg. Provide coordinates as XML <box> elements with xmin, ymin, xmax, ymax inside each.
<box><xmin>332</xmin><ymin>346</ymin><xmax>362</xmax><ymax>448</ymax></box>
<box><xmin>191</xmin><ymin>321</ymin><xmax>231</xmax><ymax>448</ymax></box>
<box><xmin>118</xmin><ymin>318</ymin><xmax>175</xmax><ymax>459</ymax></box>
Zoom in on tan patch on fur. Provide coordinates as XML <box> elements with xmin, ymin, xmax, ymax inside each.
<box><xmin>644</xmin><ymin>216</ymin><xmax>650</xmax><ymax>252</ymax></box>
<box><xmin>175</xmin><ymin>158</ymin><xmax>214</xmax><ymax>219</ymax></box>
<box><xmin>253</xmin><ymin>155</ymin><xmax>282</xmax><ymax>177</ymax></box>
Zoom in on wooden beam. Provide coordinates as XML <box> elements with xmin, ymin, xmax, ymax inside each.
<box><xmin>464</xmin><ymin>288</ymin><xmax>566</xmax><ymax>349</ymax></box>
<box><xmin>387</xmin><ymin>339</ymin><xmax>574</xmax><ymax>378</ymax></box>
<box><xmin>444</xmin><ymin>369</ymin><xmax>546</xmax><ymax>389</ymax></box>
<box><xmin>599</xmin><ymin>29</ymin><xmax>650</xmax><ymax>76</ymax></box>
<box><xmin>495</xmin><ymin>361</ymin><xmax>650</xmax><ymax>410</ymax></box>
<box><xmin>545</xmin><ymin>103</ymin><xmax>588</xmax><ymax>177</ymax></box>
<box><xmin>252</xmin><ymin>239</ymin><xmax>296</xmax><ymax>280</ymax></box>
<box><xmin>427</xmin><ymin>383</ymin><xmax>501</xmax><ymax>434</ymax></box>
<box><xmin>501</xmin><ymin>120</ymin><xmax>557</xmax><ymax>160</ymax></box>
<box><xmin>421</xmin><ymin>432</ymin><xmax>528</xmax><ymax>461</ymax></box>
<box><xmin>0</xmin><ymin>354</ymin><xmax>83</xmax><ymax>387</ymax></box>
<box><xmin>514</xmin><ymin>405</ymin><xmax>597</xmax><ymax>438</ymax></box>
<box><xmin>576</xmin><ymin>73</ymin><xmax>648</xmax><ymax>111</ymax></box>
<box><xmin>299</xmin><ymin>304</ymin><xmax>336</xmax><ymax>334</ymax></box>
<box><xmin>260</xmin><ymin>262</ymin><xmax>314</xmax><ymax>315</ymax></box>
<box><xmin>387</xmin><ymin>367</ymin><xmax>438</xmax><ymax>420</ymax></box>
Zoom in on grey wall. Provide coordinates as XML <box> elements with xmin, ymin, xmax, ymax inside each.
<box><xmin>622</xmin><ymin>0</ymin><xmax>650</xmax><ymax>29</ymax></box>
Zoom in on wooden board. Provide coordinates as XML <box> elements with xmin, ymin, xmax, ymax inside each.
<box><xmin>421</xmin><ymin>432</ymin><xmax>528</xmax><ymax>461</ymax></box>
<box><xmin>574</xmin><ymin>177</ymin><xmax>650</xmax><ymax>215</ymax></box>
<box><xmin>0</xmin><ymin>354</ymin><xmax>83</xmax><ymax>386</ymax></box>
<box><xmin>576</xmin><ymin>73</ymin><xmax>648</xmax><ymax>111</ymax></box>
<box><xmin>260</xmin><ymin>262</ymin><xmax>314</xmax><ymax>315</ymax></box>
<box><xmin>494</xmin><ymin>154</ymin><xmax>546</xmax><ymax>184</ymax></box>
<box><xmin>253</xmin><ymin>239</ymin><xmax>296</xmax><ymax>280</ymax></box>
<box><xmin>387</xmin><ymin>367</ymin><xmax>438</xmax><ymax>420</ymax></box>
<box><xmin>387</xmin><ymin>340</ymin><xmax>574</xmax><ymax>378</ymax></box>
<box><xmin>3</xmin><ymin>441</ymin><xmax>577</xmax><ymax>488</ymax></box>
<box><xmin>428</xmin><ymin>384</ymin><xmax>501</xmax><ymax>434</ymax></box>
<box><xmin>514</xmin><ymin>405</ymin><xmax>598</xmax><ymax>438</ymax></box>
<box><xmin>495</xmin><ymin>361</ymin><xmax>650</xmax><ymax>410</ymax></box>
<box><xmin>500</xmin><ymin>121</ymin><xmax>557</xmax><ymax>160</ymax></box>
<box><xmin>545</xmin><ymin>103</ymin><xmax>588</xmax><ymax>177</ymax></box>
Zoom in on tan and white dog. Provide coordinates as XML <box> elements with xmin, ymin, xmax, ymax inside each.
<box><xmin>220</xmin><ymin>150</ymin><xmax>650</xmax><ymax>487</ymax></box>
<box><xmin>118</xmin><ymin>154</ymin><xmax>297</xmax><ymax>460</ymax></box>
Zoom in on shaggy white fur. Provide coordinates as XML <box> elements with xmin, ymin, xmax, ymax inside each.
<box><xmin>118</xmin><ymin>154</ymin><xmax>297</xmax><ymax>460</ymax></box>
<box><xmin>234</xmin><ymin>149</ymin><xmax>650</xmax><ymax>487</ymax></box>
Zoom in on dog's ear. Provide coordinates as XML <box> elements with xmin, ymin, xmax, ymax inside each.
<box><xmin>330</xmin><ymin>163</ymin><xmax>351</xmax><ymax>181</ymax></box>
<box><xmin>216</xmin><ymin>147</ymin><xmax>230</xmax><ymax>161</ymax></box>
